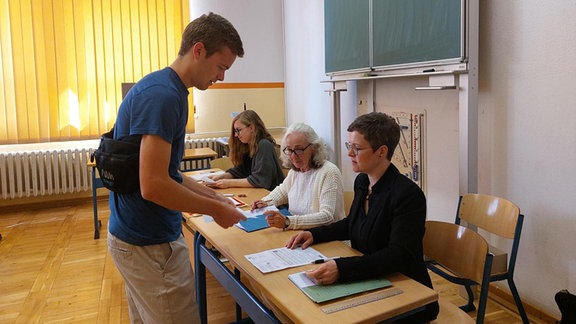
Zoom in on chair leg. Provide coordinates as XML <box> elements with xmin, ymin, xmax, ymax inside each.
<box><xmin>476</xmin><ymin>283</ymin><xmax>491</xmax><ymax>324</ymax></box>
<box><xmin>459</xmin><ymin>284</ymin><xmax>477</xmax><ymax>312</ymax></box>
<box><xmin>508</xmin><ymin>277</ymin><xmax>529</xmax><ymax>324</ymax></box>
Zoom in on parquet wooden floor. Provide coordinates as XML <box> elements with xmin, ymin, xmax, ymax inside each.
<box><xmin>0</xmin><ymin>199</ymin><xmax>548</xmax><ymax>323</ymax></box>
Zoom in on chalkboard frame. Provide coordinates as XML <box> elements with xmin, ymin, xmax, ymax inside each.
<box><xmin>325</xmin><ymin>0</ymin><xmax>468</xmax><ymax>76</ymax></box>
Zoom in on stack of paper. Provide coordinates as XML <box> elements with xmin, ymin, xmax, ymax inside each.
<box><xmin>288</xmin><ymin>271</ymin><xmax>393</xmax><ymax>303</ymax></box>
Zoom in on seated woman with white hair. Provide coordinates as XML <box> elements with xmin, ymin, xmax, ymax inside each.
<box><xmin>251</xmin><ymin>123</ymin><xmax>346</xmax><ymax>230</ymax></box>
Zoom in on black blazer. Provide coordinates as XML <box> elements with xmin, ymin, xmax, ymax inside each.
<box><xmin>310</xmin><ymin>164</ymin><xmax>439</xmax><ymax>323</ymax></box>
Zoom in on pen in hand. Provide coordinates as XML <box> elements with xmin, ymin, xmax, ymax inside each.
<box><xmin>251</xmin><ymin>199</ymin><xmax>272</xmax><ymax>211</ymax></box>
<box><xmin>311</xmin><ymin>257</ymin><xmax>340</xmax><ymax>264</ymax></box>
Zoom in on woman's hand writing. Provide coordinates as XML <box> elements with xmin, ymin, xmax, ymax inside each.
<box><xmin>250</xmin><ymin>199</ymin><xmax>271</xmax><ymax>211</ymax></box>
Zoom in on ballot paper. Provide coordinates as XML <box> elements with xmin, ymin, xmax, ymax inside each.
<box><xmin>245</xmin><ymin>246</ymin><xmax>327</xmax><ymax>273</ymax></box>
<box><xmin>189</xmin><ymin>170</ymin><xmax>225</xmax><ymax>184</ymax></box>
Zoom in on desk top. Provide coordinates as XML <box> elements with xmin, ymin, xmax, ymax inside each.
<box><xmin>185</xmin><ymin>193</ymin><xmax>438</xmax><ymax>323</ymax></box>
<box><xmin>183</xmin><ymin>147</ymin><xmax>217</xmax><ymax>160</ymax></box>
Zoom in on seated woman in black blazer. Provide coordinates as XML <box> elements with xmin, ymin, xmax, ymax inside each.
<box><xmin>286</xmin><ymin>112</ymin><xmax>439</xmax><ymax>323</ymax></box>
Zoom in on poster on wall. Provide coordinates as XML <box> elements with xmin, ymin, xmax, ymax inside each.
<box><xmin>387</xmin><ymin>110</ymin><xmax>426</xmax><ymax>193</ymax></box>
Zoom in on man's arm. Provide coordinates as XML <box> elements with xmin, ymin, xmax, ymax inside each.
<box><xmin>139</xmin><ymin>134</ymin><xmax>245</xmax><ymax>227</ymax></box>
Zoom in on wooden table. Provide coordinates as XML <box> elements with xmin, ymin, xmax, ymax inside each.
<box><xmin>184</xmin><ymin>187</ymin><xmax>438</xmax><ymax>323</ymax></box>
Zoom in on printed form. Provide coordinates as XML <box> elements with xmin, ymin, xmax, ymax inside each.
<box><xmin>245</xmin><ymin>247</ymin><xmax>327</xmax><ymax>273</ymax></box>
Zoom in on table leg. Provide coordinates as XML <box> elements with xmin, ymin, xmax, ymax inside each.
<box><xmin>92</xmin><ymin>167</ymin><xmax>100</xmax><ymax>239</ymax></box>
<box><xmin>194</xmin><ymin>232</ymin><xmax>208</xmax><ymax>323</ymax></box>
<box><xmin>193</xmin><ymin>232</ymin><xmax>279</xmax><ymax>324</ymax></box>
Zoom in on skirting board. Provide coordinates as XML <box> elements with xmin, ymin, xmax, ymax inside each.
<box><xmin>489</xmin><ymin>284</ymin><xmax>558</xmax><ymax>323</ymax></box>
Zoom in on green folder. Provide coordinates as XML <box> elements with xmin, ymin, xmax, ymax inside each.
<box><xmin>288</xmin><ymin>271</ymin><xmax>392</xmax><ymax>303</ymax></box>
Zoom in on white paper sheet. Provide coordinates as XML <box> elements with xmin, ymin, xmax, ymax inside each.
<box><xmin>189</xmin><ymin>170</ymin><xmax>225</xmax><ymax>183</ymax></box>
<box><xmin>245</xmin><ymin>246</ymin><xmax>327</xmax><ymax>273</ymax></box>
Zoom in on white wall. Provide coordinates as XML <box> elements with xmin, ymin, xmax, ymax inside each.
<box><xmin>283</xmin><ymin>0</ymin><xmax>576</xmax><ymax>318</ymax></box>
<box><xmin>189</xmin><ymin>0</ymin><xmax>285</xmax><ymax>133</ymax></box>
<box><xmin>189</xmin><ymin>0</ymin><xmax>284</xmax><ymax>83</ymax></box>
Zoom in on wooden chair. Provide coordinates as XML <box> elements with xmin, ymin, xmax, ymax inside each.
<box><xmin>431</xmin><ymin>298</ymin><xmax>475</xmax><ymax>324</ymax></box>
<box><xmin>456</xmin><ymin>194</ymin><xmax>529</xmax><ymax>324</ymax></box>
<box><xmin>423</xmin><ymin>221</ymin><xmax>493</xmax><ymax>324</ymax></box>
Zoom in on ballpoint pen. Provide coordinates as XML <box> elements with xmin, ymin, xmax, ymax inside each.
<box><xmin>311</xmin><ymin>257</ymin><xmax>341</xmax><ymax>264</ymax></box>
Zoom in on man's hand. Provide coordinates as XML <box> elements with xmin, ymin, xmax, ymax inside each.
<box><xmin>212</xmin><ymin>202</ymin><xmax>246</xmax><ymax>228</ymax></box>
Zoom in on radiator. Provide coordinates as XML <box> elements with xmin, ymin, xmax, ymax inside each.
<box><xmin>0</xmin><ymin>137</ymin><xmax>221</xmax><ymax>199</ymax></box>
<box><xmin>181</xmin><ymin>137</ymin><xmax>222</xmax><ymax>171</ymax></box>
<box><xmin>0</xmin><ymin>149</ymin><xmax>93</xmax><ymax>199</ymax></box>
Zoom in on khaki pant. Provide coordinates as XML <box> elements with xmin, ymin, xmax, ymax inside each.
<box><xmin>108</xmin><ymin>232</ymin><xmax>199</xmax><ymax>324</ymax></box>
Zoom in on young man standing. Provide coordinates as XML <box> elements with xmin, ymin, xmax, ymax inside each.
<box><xmin>107</xmin><ymin>13</ymin><xmax>246</xmax><ymax>323</ymax></box>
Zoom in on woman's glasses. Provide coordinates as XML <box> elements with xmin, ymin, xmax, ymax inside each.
<box><xmin>234</xmin><ymin>126</ymin><xmax>247</xmax><ymax>135</ymax></box>
<box><xmin>283</xmin><ymin>143</ymin><xmax>312</xmax><ymax>156</ymax></box>
<box><xmin>344</xmin><ymin>142</ymin><xmax>370</xmax><ymax>155</ymax></box>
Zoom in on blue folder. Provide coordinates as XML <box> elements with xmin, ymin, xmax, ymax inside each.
<box><xmin>237</xmin><ymin>208</ymin><xmax>291</xmax><ymax>232</ymax></box>
<box><xmin>237</xmin><ymin>214</ymin><xmax>269</xmax><ymax>232</ymax></box>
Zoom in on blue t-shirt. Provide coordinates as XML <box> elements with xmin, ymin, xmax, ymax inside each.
<box><xmin>108</xmin><ymin>67</ymin><xmax>189</xmax><ymax>245</ymax></box>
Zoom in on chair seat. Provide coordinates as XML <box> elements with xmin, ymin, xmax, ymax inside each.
<box><xmin>431</xmin><ymin>296</ymin><xmax>475</xmax><ymax>324</ymax></box>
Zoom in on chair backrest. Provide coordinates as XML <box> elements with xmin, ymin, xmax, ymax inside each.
<box><xmin>456</xmin><ymin>194</ymin><xmax>520</xmax><ymax>239</ymax></box>
<box><xmin>210</xmin><ymin>157</ymin><xmax>233</xmax><ymax>171</ymax></box>
<box><xmin>423</xmin><ymin>221</ymin><xmax>490</xmax><ymax>285</ymax></box>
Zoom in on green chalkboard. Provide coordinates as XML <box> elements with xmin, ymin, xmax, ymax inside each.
<box><xmin>324</xmin><ymin>0</ymin><xmax>371</xmax><ymax>74</ymax></box>
<box><xmin>325</xmin><ymin>0</ymin><xmax>466</xmax><ymax>74</ymax></box>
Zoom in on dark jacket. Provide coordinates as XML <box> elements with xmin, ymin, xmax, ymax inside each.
<box><xmin>310</xmin><ymin>164</ymin><xmax>439</xmax><ymax>323</ymax></box>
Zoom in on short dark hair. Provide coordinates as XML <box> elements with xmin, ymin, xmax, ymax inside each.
<box><xmin>347</xmin><ymin>112</ymin><xmax>400</xmax><ymax>160</ymax></box>
<box><xmin>178</xmin><ymin>12</ymin><xmax>244</xmax><ymax>58</ymax></box>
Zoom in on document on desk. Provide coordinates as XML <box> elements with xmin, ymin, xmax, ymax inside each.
<box><xmin>245</xmin><ymin>246</ymin><xmax>327</xmax><ymax>273</ymax></box>
<box><xmin>188</xmin><ymin>170</ymin><xmax>225</xmax><ymax>183</ymax></box>
<box><xmin>288</xmin><ymin>271</ymin><xmax>393</xmax><ymax>303</ymax></box>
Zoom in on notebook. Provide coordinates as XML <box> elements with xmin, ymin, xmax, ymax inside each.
<box><xmin>288</xmin><ymin>271</ymin><xmax>393</xmax><ymax>303</ymax></box>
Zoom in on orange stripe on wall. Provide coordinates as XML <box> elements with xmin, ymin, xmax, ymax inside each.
<box><xmin>209</xmin><ymin>82</ymin><xmax>285</xmax><ymax>89</ymax></box>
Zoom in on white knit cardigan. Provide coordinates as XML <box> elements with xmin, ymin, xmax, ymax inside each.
<box><xmin>262</xmin><ymin>161</ymin><xmax>345</xmax><ymax>230</ymax></box>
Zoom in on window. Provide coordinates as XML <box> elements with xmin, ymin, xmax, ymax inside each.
<box><xmin>0</xmin><ymin>0</ymin><xmax>192</xmax><ymax>144</ymax></box>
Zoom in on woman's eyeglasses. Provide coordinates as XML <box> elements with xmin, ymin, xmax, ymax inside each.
<box><xmin>344</xmin><ymin>142</ymin><xmax>369</xmax><ymax>155</ymax></box>
<box><xmin>283</xmin><ymin>143</ymin><xmax>312</xmax><ymax>156</ymax></box>
<box><xmin>234</xmin><ymin>126</ymin><xmax>247</xmax><ymax>135</ymax></box>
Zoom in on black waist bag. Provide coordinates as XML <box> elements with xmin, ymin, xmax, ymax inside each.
<box><xmin>91</xmin><ymin>127</ymin><xmax>142</xmax><ymax>194</ymax></box>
